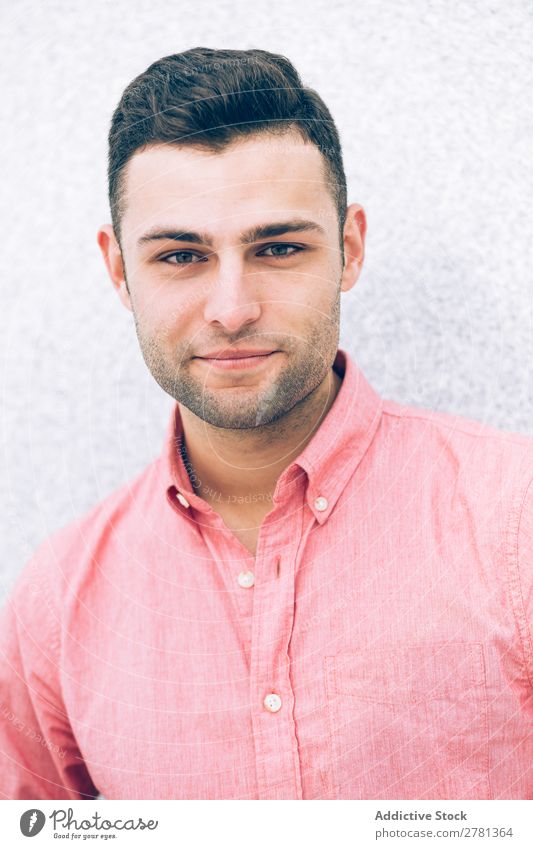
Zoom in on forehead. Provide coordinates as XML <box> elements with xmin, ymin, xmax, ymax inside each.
<box><xmin>120</xmin><ymin>133</ymin><xmax>334</xmax><ymax>238</ymax></box>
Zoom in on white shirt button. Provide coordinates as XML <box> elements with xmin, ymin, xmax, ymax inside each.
<box><xmin>263</xmin><ymin>693</ymin><xmax>282</xmax><ymax>713</ymax></box>
<box><xmin>176</xmin><ymin>492</ymin><xmax>190</xmax><ymax>508</ymax></box>
<box><xmin>237</xmin><ymin>571</ymin><xmax>255</xmax><ymax>588</ymax></box>
<box><xmin>314</xmin><ymin>495</ymin><xmax>328</xmax><ymax>512</ymax></box>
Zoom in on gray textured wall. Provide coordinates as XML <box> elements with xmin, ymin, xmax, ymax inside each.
<box><xmin>1</xmin><ymin>0</ymin><xmax>532</xmax><ymax>598</ymax></box>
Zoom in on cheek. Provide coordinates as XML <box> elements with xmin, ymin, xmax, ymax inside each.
<box><xmin>152</xmin><ymin>304</ymin><xmax>205</xmax><ymax>355</ymax></box>
<box><xmin>280</xmin><ymin>281</ymin><xmax>339</xmax><ymax>320</ymax></box>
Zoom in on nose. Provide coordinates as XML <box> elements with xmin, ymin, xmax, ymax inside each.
<box><xmin>202</xmin><ymin>251</ymin><xmax>262</xmax><ymax>333</ymax></box>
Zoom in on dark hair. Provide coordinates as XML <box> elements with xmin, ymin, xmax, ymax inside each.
<box><xmin>107</xmin><ymin>47</ymin><xmax>347</xmax><ymax>250</ymax></box>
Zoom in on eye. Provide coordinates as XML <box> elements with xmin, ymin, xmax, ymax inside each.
<box><xmin>160</xmin><ymin>251</ymin><xmax>208</xmax><ymax>265</ymax></box>
<box><xmin>257</xmin><ymin>243</ymin><xmax>304</xmax><ymax>258</ymax></box>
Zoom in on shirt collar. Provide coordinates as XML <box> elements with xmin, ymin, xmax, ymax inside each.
<box><xmin>161</xmin><ymin>348</ymin><xmax>383</xmax><ymax>523</ymax></box>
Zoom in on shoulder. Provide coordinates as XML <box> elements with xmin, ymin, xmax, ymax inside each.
<box><xmin>12</xmin><ymin>454</ymin><xmax>163</xmax><ymax>618</ymax></box>
<box><xmin>381</xmin><ymin>397</ymin><xmax>533</xmax><ymax>478</ymax></box>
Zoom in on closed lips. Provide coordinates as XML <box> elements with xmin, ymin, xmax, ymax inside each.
<box><xmin>198</xmin><ymin>350</ymin><xmax>277</xmax><ymax>359</ymax></box>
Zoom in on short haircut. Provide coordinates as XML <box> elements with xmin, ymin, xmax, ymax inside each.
<box><xmin>107</xmin><ymin>47</ymin><xmax>348</xmax><ymax>251</ymax></box>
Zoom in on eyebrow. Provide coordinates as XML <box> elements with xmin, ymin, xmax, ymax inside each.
<box><xmin>136</xmin><ymin>218</ymin><xmax>327</xmax><ymax>248</ymax></box>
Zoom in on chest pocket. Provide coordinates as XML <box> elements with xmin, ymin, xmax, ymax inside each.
<box><xmin>324</xmin><ymin>642</ymin><xmax>491</xmax><ymax>800</ymax></box>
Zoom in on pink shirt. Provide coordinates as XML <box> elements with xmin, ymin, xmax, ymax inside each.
<box><xmin>1</xmin><ymin>349</ymin><xmax>532</xmax><ymax>800</ymax></box>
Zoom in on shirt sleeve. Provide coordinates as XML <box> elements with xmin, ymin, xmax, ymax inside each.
<box><xmin>517</xmin><ymin>474</ymin><xmax>533</xmax><ymax>686</ymax></box>
<box><xmin>0</xmin><ymin>548</ymin><xmax>99</xmax><ymax>800</ymax></box>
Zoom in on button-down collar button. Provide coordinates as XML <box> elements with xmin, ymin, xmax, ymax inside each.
<box><xmin>237</xmin><ymin>571</ymin><xmax>255</xmax><ymax>588</ymax></box>
<box><xmin>263</xmin><ymin>693</ymin><xmax>282</xmax><ymax>713</ymax></box>
<box><xmin>314</xmin><ymin>495</ymin><xmax>328</xmax><ymax>512</ymax></box>
<box><xmin>176</xmin><ymin>492</ymin><xmax>190</xmax><ymax>508</ymax></box>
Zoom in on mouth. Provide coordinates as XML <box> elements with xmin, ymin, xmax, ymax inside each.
<box><xmin>195</xmin><ymin>350</ymin><xmax>280</xmax><ymax>371</ymax></box>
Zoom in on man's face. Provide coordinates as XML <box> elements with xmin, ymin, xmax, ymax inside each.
<box><xmin>98</xmin><ymin>131</ymin><xmax>364</xmax><ymax>429</ymax></box>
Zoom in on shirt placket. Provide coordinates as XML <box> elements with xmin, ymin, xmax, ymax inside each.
<box><xmin>248</xmin><ymin>479</ymin><xmax>306</xmax><ymax>800</ymax></box>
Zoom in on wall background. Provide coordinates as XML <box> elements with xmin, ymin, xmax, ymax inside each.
<box><xmin>1</xmin><ymin>0</ymin><xmax>532</xmax><ymax>597</ymax></box>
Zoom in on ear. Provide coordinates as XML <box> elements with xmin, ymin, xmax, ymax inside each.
<box><xmin>96</xmin><ymin>224</ymin><xmax>133</xmax><ymax>312</ymax></box>
<box><xmin>340</xmin><ymin>203</ymin><xmax>366</xmax><ymax>293</ymax></box>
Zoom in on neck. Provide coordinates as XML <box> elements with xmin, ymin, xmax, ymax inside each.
<box><xmin>178</xmin><ymin>366</ymin><xmax>342</xmax><ymax>506</ymax></box>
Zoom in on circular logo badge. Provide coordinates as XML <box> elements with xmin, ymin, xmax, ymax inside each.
<box><xmin>20</xmin><ymin>809</ymin><xmax>46</xmax><ymax>837</ymax></box>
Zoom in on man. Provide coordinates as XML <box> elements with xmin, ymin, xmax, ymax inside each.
<box><xmin>1</xmin><ymin>47</ymin><xmax>532</xmax><ymax>801</ymax></box>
